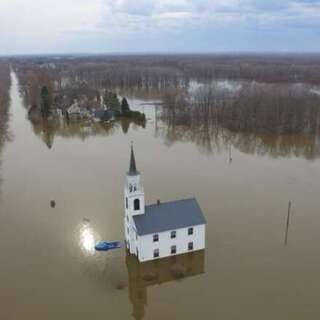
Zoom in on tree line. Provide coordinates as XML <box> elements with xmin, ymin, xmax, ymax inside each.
<box><xmin>0</xmin><ymin>62</ymin><xmax>11</xmax><ymax>149</ymax></box>
<box><xmin>9</xmin><ymin>55</ymin><xmax>320</xmax><ymax>136</ymax></box>
<box><xmin>162</xmin><ymin>83</ymin><xmax>320</xmax><ymax>135</ymax></box>
<box><xmin>12</xmin><ymin>54</ymin><xmax>320</xmax><ymax>91</ymax></box>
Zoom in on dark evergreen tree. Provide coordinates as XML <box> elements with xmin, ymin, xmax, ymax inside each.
<box><xmin>104</xmin><ymin>91</ymin><xmax>120</xmax><ymax>112</ymax></box>
<box><xmin>121</xmin><ymin>97</ymin><xmax>130</xmax><ymax>114</ymax></box>
<box><xmin>40</xmin><ymin>86</ymin><xmax>51</xmax><ymax>118</ymax></box>
<box><xmin>110</xmin><ymin>93</ymin><xmax>120</xmax><ymax>112</ymax></box>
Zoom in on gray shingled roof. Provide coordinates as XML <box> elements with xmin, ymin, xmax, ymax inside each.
<box><xmin>133</xmin><ymin>198</ymin><xmax>206</xmax><ymax>236</ymax></box>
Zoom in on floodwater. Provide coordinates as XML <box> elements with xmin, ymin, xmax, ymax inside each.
<box><xmin>1</xmin><ymin>72</ymin><xmax>320</xmax><ymax>319</ymax></box>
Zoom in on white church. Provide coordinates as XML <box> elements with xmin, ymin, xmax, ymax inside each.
<box><xmin>124</xmin><ymin>145</ymin><xmax>206</xmax><ymax>262</ymax></box>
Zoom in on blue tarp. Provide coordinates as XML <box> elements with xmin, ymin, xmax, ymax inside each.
<box><xmin>95</xmin><ymin>241</ymin><xmax>122</xmax><ymax>251</ymax></box>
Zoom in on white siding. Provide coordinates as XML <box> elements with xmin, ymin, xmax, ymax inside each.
<box><xmin>124</xmin><ymin>174</ymin><xmax>145</xmax><ymax>218</ymax></box>
<box><xmin>124</xmin><ymin>171</ymin><xmax>145</xmax><ymax>255</ymax></box>
<box><xmin>124</xmin><ymin>189</ymin><xmax>145</xmax><ymax>216</ymax></box>
<box><xmin>135</xmin><ymin>224</ymin><xmax>205</xmax><ymax>262</ymax></box>
<box><xmin>125</xmin><ymin>216</ymin><xmax>139</xmax><ymax>254</ymax></box>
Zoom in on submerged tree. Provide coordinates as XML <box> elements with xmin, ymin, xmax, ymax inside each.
<box><xmin>121</xmin><ymin>97</ymin><xmax>130</xmax><ymax>114</ymax></box>
<box><xmin>104</xmin><ymin>91</ymin><xmax>121</xmax><ymax>112</ymax></box>
<box><xmin>162</xmin><ymin>83</ymin><xmax>320</xmax><ymax>136</ymax></box>
<box><xmin>40</xmin><ymin>86</ymin><xmax>52</xmax><ymax>118</ymax></box>
<box><xmin>0</xmin><ymin>62</ymin><xmax>11</xmax><ymax>149</ymax></box>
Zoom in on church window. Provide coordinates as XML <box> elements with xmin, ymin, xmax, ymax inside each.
<box><xmin>134</xmin><ymin>199</ymin><xmax>140</xmax><ymax>211</ymax></box>
<box><xmin>153</xmin><ymin>249</ymin><xmax>159</xmax><ymax>258</ymax></box>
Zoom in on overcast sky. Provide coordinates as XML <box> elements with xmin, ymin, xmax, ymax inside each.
<box><xmin>1</xmin><ymin>0</ymin><xmax>320</xmax><ymax>55</ymax></box>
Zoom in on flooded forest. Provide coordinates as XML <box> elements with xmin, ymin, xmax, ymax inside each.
<box><xmin>1</xmin><ymin>54</ymin><xmax>320</xmax><ymax>320</ymax></box>
<box><xmin>4</xmin><ymin>54</ymin><xmax>320</xmax><ymax>158</ymax></box>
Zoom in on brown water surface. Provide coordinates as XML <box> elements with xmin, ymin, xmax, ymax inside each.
<box><xmin>1</xmin><ymin>73</ymin><xmax>320</xmax><ymax>319</ymax></box>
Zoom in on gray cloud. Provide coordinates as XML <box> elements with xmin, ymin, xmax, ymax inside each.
<box><xmin>0</xmin><ymin>0</ymin><xmax>320</xmax><ymax>54</ymax></box>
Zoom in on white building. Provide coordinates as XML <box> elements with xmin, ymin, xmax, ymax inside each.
<box><xmin>124</xmin><ymin>145</ymin><xmax>206</xmax><ymax>262</ymax></box>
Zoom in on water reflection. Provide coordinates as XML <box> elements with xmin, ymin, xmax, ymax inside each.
<box><xmin>29</xmin><ymin>118</ymin><xmax>146</xmax><ymax>149</ymax></box>
<box><xmin>78</xmin><ymin>219</ymin><xmax>100</xmax><ymax>256</ymax></box>
<box><xmin>28</xmin><ymin>106</ymin><xmax>320</xmax><ymax>160</ymax></box>
<box><xmin>76</xmin><ymin>220</ymin><xmax>128</xmax><ymax>293</ymax></box>
<box><xmin>126</xmin><ymin>250</ymin><xmax>205</xmax><ymax>320</ymax></box>
<box><xmin>156</xmin><ymin>120</ymin><xmax>320</xmax><ymax>159</ymax></box>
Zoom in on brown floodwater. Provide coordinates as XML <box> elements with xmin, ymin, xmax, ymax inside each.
<box><xmin>1</xmin><ymin>72</ymin><xmax>320</xmax><ymax>319</ymax></box>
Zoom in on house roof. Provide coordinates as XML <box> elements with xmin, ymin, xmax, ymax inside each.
<box><xmin>133</xmin><ymin>198</ymin><xmax>206</xmax><ymax>236</ymax></box>
<box><xmin>94</xmin><ymin>110</ymin><xmax>105</xmax><ymax>118</ymax></box>
<box><xmin>68</xmin><ymin>103</ymin><xmax>80</xmax><ymax>113</ymax></box>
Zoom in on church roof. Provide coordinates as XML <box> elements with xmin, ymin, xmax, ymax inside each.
<box><xmin>128</xmin><ymin>144</ymin><xmax>139</xmax><ymax>176</ymax></box>
<box><xmin>133</xmin><ymin>198</ymin><xmax>206</xmax><ymax>236</ymax></box>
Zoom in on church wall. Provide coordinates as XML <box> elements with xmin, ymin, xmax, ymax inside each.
<box><xmin>136</xmin><ymin>224</ymin><xmax>205</xmax><ymax>262</ymax></box>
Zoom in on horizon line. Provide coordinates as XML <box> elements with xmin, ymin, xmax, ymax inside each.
<box><xmin>2</xmin><ymin>51</ymin><xmax>320</xmax><ymax>58</ymax></box>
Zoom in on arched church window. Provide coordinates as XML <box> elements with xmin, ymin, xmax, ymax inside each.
<box><xmin>134</xmin><ymin>199</ymin><xmax>140</xmax><ymax>211</ymax></box>
<box><xmin>134</xmin><ymin>184</ymin><xmax>137</xmax><ymax>191</ymax></box>
<box><xmin>129</xmin><ymin>184</ymin><xmax>133</xmax><ymax>192</ymax></box>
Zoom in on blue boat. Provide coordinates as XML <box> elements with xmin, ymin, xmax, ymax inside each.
<box><xmin>95</xmin><ymin>241</ymin><xmax>122</xmax><ymax>251</ymax></box>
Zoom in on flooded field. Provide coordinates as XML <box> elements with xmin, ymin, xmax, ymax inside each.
<box><xmin>1</xmin><ymin>72</ymin><xmax>320</xmax><ymax>319</ymax></box>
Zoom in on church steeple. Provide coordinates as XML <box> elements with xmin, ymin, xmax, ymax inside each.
<box><xmin>125</xmin><ymin>143</ymin><xmax>145</xmax><ymax>255</ymax></box>
<box><xmin>128</xmin><ymin>143</ymin><xmax>139</xmax><ymax>176</ymax></box>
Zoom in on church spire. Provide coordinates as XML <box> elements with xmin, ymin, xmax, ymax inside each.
<box><xmin>128</xmin><ymin>142</ymin><xmax>139</xmax><ymax>176</ymax></box>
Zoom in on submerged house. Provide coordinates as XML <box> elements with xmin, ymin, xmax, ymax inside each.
<box><xmin>93</xmin><ymin>109</ymin><xmax>115</xmax><ymax>122</ymax></box>
<box><xmin>67</xmin><ymin>102</ymin><xmax>82</xmax><ymax>120</ymax></box>
<box><xmin>67</xmin><ymin>101</ymin><xmax>92</xmax><ymax>120</ymax></box>
<box><xmin>124</xmin><ymin>145</ymin><xmax>206</xmax><ymax>262</ymax></box>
